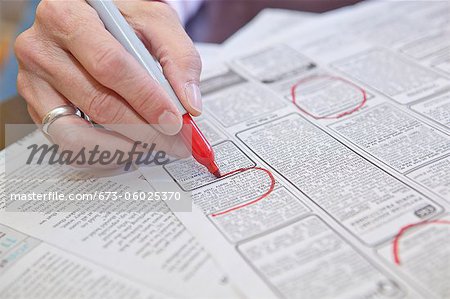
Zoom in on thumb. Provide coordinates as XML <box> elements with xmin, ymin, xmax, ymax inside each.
<box><xmin>158</xmin><ymin>45</ymin><xmax>203</xmax><ymax>117</ymax></box>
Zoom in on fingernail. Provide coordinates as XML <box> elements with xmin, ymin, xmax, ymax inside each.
<box><xmin>185</xmin><ymin>82</ymin><xmax>202</xmax><ymax>113</ymax></box>
<box><xmin>158</xmin><ymin>110</ymin><xmax>182</xmax><ymax>135</ymax></box>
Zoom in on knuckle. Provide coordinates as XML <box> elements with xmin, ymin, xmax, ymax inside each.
<box><xmin>157</xmin><ymin>2</ymin><xmax>178</xmax><ymax>20</ymax></box>
<box><xmin>36</xmin><ymin>0</ymin><xmax>85</xmax><ymax>41</ymax></box>
<box><xmin>144</xmin><ymin>2</ymin><xmax>178</xmax><ymax>21</ymax></box>
<box><xmin>88</xmin><ymin>89</ymin><xmax>125</xmax><ymax>124</ymax></box>
<box><xmin>158</xmin><ymin>45</ymin><xmax>202</xmax><ymax>77</ymax></box>
<box><xmin>178</xmin><ymin>50</ymin><xmax>202</xmax><ymax>74</ymax></box>
<box><xmin>14</xmin><ymin>30</ymin><xmax>35</xmax><ymax>64</ymax></box>
<box><xmin>15</xmin><ymin>29</ymin><xmax>58</xmax><ymax>75</ymax></box>
<box><xmin>91</xmin><ymin>46</ymin><xmax>126</xmax><ymax>83</ymax></box>
<box><xmin>35</xmin><ymin>0</ymin><xmax>55</xmax><ymax>21</ymax></box>
<box><xmin>36</xmin><ymin>0</ymin><xmax>65</xmax><ymax>29</ymax></box>
<box><xmin>155</xmin><ymin>45</ymin><xmax>171</xmax><ymax>64</ymax></box>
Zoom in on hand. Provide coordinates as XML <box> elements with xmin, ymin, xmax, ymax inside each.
<box><xmin>14</xmin><ymin>0</ymin><xmax>202</xmax><ymax>167</ymax></box>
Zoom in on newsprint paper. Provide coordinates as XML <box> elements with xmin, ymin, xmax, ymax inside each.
<box><xmin>142</xmin><ymin>1</ymin><xmax>450</xmax><ymax>299</ymax></box>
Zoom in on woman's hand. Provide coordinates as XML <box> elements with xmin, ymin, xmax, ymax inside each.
<box><xmin>14</xmin><ymin>0</ymin><xmax>202</xmax><ymax>166</ymax></box>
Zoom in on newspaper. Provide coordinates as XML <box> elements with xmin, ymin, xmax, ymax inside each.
<box><xmin>0</xmin><ymin>131</ymin><xmax>238</xmax><ymax>299</ymax></box>
<box><xmin>141</xmin><ymin>1</ymin><xmax>450</xmax><ymax>299</ymax></box>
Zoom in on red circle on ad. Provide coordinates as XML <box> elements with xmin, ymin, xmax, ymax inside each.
<box><xmin>211</xmin><ymin>167</ymin><xmax>275</xmax><ymax>217</ymax></box>
<box><xmin>393</xmin><ymin>219</ymin><xmax>450</xmax><ymax>265</ymax></box>
<box><xmin>291</xmin><ymin>74</ymin><xmax>367</xmax><ymax>119</ymax></box>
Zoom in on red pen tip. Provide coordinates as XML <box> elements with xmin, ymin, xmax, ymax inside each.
<box><xmin>180</xmin><ymin>114</ymin><xmax>220</xmax><ymax>178</ymax></box>
<box><xmin>207</xmin><ymin>161</ymin><xmax>221</xmax><ymax>178</ymax></box>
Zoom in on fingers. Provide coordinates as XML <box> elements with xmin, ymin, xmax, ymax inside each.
<box><xmin>17</xmin><ymin>66</ymin><xmax>101</xmax><ymax>158</ymax></box>
<box><xmin>20</xmin><ymin>75</ymin><xmax>148</xmax><ymax>170</ymax></box>
<box><xmin>116</xmin><ymin>1</ymin><xmax>203</xmax><ymax>116</ymax></box>
<box><xmin>33</xmin><ymin>0</ymin><xmax>183</xmax><ymax>135</ymax></box>
<box><xmin>18</xmin><ymin>72</ymin><xmax>121</xmax><ymax>168</ymax></box>
<box><xmin>16</xmin><ymin>32</ymin><xmax>185</xmax><ymax>159</ymax></box>
<box><xmin>16</xmin><ymin>31</ymin><xmax>189</xmax><ymax>159</ymax></box>
<box><xmin>16</xmin><ymin>66</ymin><xmax>70</xmax><ymax>117</ymax></box>
<box><xmin>15</xmin><ymin>0</ymin><xmax>198</xmax><ymax>166</ymax></box>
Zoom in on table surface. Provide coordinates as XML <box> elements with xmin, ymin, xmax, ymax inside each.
<box><xmin>0</xmin><ymin>0</ymin><xmax>363</xmax><ymax>149</ymax></box>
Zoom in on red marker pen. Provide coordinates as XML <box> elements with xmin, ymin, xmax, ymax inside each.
<box><xmin>87</xmin><ymin>0</ymin><xmax>221</xmax><ymax>178</ymax></box>
<box><xmin>180</xmin><ymin>114</ymin><xmax>221</xmax><ymax>178</ymax></box>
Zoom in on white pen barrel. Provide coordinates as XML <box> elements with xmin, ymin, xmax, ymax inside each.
<box><xmin>86</xmin><ymin>0</ymin><xmax>187</xmax><ymax>114</ymax></box>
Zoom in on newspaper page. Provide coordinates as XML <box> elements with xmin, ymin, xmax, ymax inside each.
<box><xmin>0</xmin><ymin>131</ymin><xmax>238</xmax><ymax>298</ymax></box>
<box><xmin>141</xmin><ymin>1</ymin><xmax>450</xmax><ymax>299</ymax></box>
<box><xmin>0</xmin><ymin>222</ymin><xmax>172</xmax><ymax>299</ymax></box>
